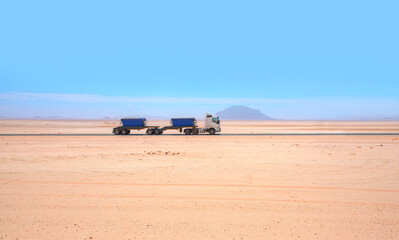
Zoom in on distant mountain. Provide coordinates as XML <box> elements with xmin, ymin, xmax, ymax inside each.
<box><xmin>351</xmin><ymin>116</ymin><xmax>399</xmax><ymax>121</ymax></box>
<box><xmin>33</xmin><ymin>116</ymin><xmax>62</xmax><ymax>119</ymax></box>
<box><xmin>216</xmin><ymin>105</ymin><xmax>273</xmax><ymax>120</ymax></box>
<box><xmin>380</xmin><ymin>117</ymin><xmax>399</xmax><ymax>121</ymax></box>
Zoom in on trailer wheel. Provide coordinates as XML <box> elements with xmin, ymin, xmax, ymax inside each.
<box><xmin>146</xmin><ymin>129</ymin><xmax>154</xmax><ymax>135</ymax></box>
<box><xmin>121</xmin><ymin>129</ymin><xmax>129</xmax><ymax>135</ymax></box>
<box><xmin>154</xmin><ymin>129</ymin><xmax>161</xmax><ymax>135</ymax></box>
<box><xmin>114</xmin><ymin>129</ymin><xmax>121</xmax><ymax>135</ymax></box>
<box><xmin>192</xmin><ymin>129</ymin><xmax>199</xmax><ymax>135</ymax></box>
<box><xmin>209</xmin><ymin>128</ymin><xmax>216</xmax><ymax>135</ymax></box>
<box><xmin>184</xmin><ymin>129</ymin><xmax>192</xmax><ymax>135</ymax></box>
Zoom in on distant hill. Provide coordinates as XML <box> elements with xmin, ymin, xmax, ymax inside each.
<box><xmin>33</xmin><ymin>116</ymin><xmax>62</xmax><ymax>119</ymax></box>
<box><xmin>216</xmin><ymin>105</ymin><xmax>273</xmax><ymax>120</ymax></box>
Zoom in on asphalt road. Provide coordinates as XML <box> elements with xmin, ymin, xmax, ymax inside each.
<box><xmin>1</xmin><ymin>133</ymin><xmax>399</xmax><ymax>136</ymax></box>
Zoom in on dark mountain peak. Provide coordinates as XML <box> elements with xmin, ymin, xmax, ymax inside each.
<box><xmin>216</xmin><ymin>105</ymin><xmax>273</xmax><ymax>120</ymax></box>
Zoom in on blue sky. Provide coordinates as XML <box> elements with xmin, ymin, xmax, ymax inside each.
<box><xmin>0</xmin><ymin>1</ymin><xmax>398</xmax><ymax>119</ymax></box>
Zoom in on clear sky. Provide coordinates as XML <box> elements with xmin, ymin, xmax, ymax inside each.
<box><xmin>1</xmin><ymin>1</ymin><xmax>398</xmax><ymax>119</ymax></box>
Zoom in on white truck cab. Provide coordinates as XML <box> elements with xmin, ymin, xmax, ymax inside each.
<box><xmin>204</xmin><ymin>113</ymin><xmax>221</xmax><ymax>134</ymax></box>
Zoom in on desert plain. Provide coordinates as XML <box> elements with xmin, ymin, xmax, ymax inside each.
<box><xmin>0</xmin><ymin>119</ymin><xmax>399</xmax><ymax>239</ymax></box>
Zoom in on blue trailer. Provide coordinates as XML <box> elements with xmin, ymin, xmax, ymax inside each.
<box><xmin>113</xmin><ymin>118</ymin><xmax>160</xmax><ymax>135</ymax></box>
<box><xmin>146</xmin><ymin>118</ymin><xmax>198</xmax><ymax>135</ymax></box>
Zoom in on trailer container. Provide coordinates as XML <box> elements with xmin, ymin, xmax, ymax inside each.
<box><xmin>171</xmin><ymin>118</ymin><xmax>196</xmax><ymax>127</ymax></box>
<box><xmin>121</xmin><ymin>118</ymin><xmax>146</xmax><ymax>127</ymax></box>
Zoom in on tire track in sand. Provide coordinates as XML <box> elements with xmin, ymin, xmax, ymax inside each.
<box><xmin>3</xmin><ymin>180</ymin><xmax>399</xmax><ymax>193</ymax></box>
<box><xmin>1</xmin><ymin>193</ymin><xmax>398</xmax><ymax>207</ymax></box>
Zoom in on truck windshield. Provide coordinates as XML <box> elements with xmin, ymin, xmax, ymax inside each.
<box><xmin>212</xmin><ymin>117</ymin><xmax>220</xmax><ymax>124</ymax></box>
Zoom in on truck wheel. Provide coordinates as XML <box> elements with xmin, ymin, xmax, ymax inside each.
<box><xmin>154</xmin><ymin>129</ymin><xmax>161</xmax><ymax>135</ymax></box>
<box><xmin>114</xmin><ymin>129</ymin><xmax>121</xmax><ymax>135</ymax></box>
<box><xmin>209</xmin><ymin>128</ymin><xmax>216</xmax><ymax>135</ymax></box>
<box><xmin>146</xmin><ymin>129</ymin><xmax>154</xmax><ymax>135</ymax></box>
<box><xmin>127</xmin><ymin>130</ymin><xmax>131</xmax><ymax>134</ymax></box>
<box><xmin>121</xmin><ymin>129</ymin><xmax>129</xmax><ymax>135</ymax></box>
<box><xmin>192</xmin><ymin>129</ymin><xmax>199</xmax><ymax>135</ymax></box>
<box><xmin>184</xmin><ymin>129</ymin><xmax>192</xmax><ymax>135</ymax></box>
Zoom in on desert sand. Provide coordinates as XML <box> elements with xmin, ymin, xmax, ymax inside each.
<box><xmin>0</xmin><ymin>120</ymin><xmax>399</xmax><ymax>239</ymax></box>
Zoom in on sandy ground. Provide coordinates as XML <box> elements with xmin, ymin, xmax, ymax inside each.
<box><xmin>0</xmin><ymin>120</ymin><xmax>399</xmax><ymax>239</ymax></box>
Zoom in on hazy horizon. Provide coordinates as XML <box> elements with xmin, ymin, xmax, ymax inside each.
<box><xmin>0</xmin><ymin>94</ymin><xmax>398</xmax><ymax>121</ymax></box>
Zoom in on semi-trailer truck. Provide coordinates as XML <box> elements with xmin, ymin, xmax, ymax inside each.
<box><xmin>113</xmin><ymin>113</ymin><xmax>221</xmax><ymax>135</ymax></box>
